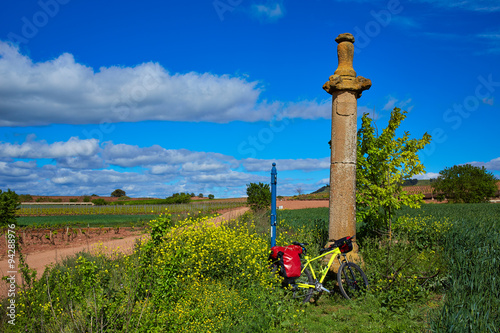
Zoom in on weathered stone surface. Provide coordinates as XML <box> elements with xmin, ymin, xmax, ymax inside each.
<box><xmin>325</xmin><ymin>33</ymin><xmax>371</xmax><ymax>251</ymax></box>
<box><xmin>331</xmin><ymin>91</ymin><xmax>357</xmax><ymax>163</ymax></box>
<box><xmin>328</xmin><ymin>163</ymin><xmax>357</xmax><ymax>238</ymax></box>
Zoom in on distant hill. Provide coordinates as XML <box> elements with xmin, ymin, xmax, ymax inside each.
<box><xmin>310</xmin><ymin>185</ymin><xmax>330</xmax><ymax>194</ymax></box>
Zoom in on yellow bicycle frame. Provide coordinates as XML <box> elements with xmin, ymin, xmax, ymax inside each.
<box><xmin>295</xmin><ymin>247</ymin><xmax>341</xmax><ymax>288</ymax></box>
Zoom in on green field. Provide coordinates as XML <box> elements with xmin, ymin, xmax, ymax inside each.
<box><xmin>276</xmin><ymin>203</ymin><xmax>500</xmax><ymax>332</ymax></box>
<box><xmin>16</xmin><ymin>214</ymin><xmax>157</xmax><ymax>227</ymax></box>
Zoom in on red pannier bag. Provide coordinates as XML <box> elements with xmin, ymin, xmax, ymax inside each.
<box><xmin>269</xmin><ymin>244</ymin><xmax>303</xmax><ymax>279</ymax></box>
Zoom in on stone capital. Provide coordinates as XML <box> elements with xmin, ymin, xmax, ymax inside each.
<box><xmin>323</xmin><ymin>75</ymin><xmax>372</xmax><ymax>98</ymax></box>
<box><xmin>323</xmin><ymin>33</ymin><xmax>372</xmax><ymax>98</ymax></box>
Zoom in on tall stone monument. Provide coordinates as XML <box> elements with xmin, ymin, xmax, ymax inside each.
<box><xmin>323</xmin><ymin>33</ymin><xmax>371</xmax><ymax>246</ymax></box>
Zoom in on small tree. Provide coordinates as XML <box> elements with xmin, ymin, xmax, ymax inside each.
<box><xmin>0</xmin><ymin>189</ymin><xmax>20</xmax><ymax>227</ymax></box>
<box><xmin>356</xmin><ymin>108</ymin><xmax>432</xmax><ymax>239</ymax></box>
<box><xmin>432</xmin><ymin>164</ymin><xmax>497</xmax><ymax>203</ymax></box>
<box><xmin>295</xmin><ymin>187</ymin><xmax>303</xmax><ymax>196</ymax></box>
<box><xmin>111</xmin><ymin>189</ymin><xmax>126</xmax><ymax>197</ymax></box>
<box><xmin>208</xmin><ymin>194</ymin><xmax>215</xmax><ymax>200</ymax></box>
<box><xmin>246</xmin><ymin>182</ymin><xmax>271</xmax><ymax>211</ymax></box>
<box><xmin>198</xmin><ymin>193</ymin><xmax>204</xmax><ymax>198</ymax></box>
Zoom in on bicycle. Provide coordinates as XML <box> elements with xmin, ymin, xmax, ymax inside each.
<box><xmin>273</xmin><ymin>236</ymin><xmax>368</xmax><ymax>303</ymax></box>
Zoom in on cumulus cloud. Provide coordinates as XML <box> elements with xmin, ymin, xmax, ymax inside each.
<box><xmin>0</xmin><ymin>42</ymin><xmax>336</xmax><ymax>126</ymax></box>
<box><xmin>0</xmin><ymin>137</ymin><xmax>100</xmax><ymax>159</ymax></box>
<box><xmin>0</xmin><ymin>135</ymin><xmax>332</xmax><ymax>197</ymax></box>
<box><xmin>468</xmin><ymin>157</ymin><xmax>500</xmax><ymax>171</ymax></box>
<box><xmin>0</xmin><ymin>42</ymin><xmax>270</xmax><ymax>126</ymax></box>
<box><xmin>102</xmin><ymin>143</ymin><xmax>235</xmax><ymax>168</ymax></box>
<box><xmin>278</xmin><ymin>99</ymin><xmax>331</xmax><ymax>120</ymax></box>
<box><xmin>242</xmin><ymin>157</ymin><xmax>329</xmax><ymax>172</ymax></box>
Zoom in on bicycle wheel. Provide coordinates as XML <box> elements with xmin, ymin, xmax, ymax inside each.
<box><xmin>292</xmin><ymin>266</ymin><xmax>315</xmax><ymax>304</ymax></box>
<box><xmin>337</xmin><ymin>262</ymin><xmax>368</xmax><ymax>300</ymax></box>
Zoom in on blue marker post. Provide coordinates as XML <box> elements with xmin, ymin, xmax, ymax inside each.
<box><xmin>270</xmin><ymin>162</ymin><xmax>277</xmax><ymax>247</ymax></box>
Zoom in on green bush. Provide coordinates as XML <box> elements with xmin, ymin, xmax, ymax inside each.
<box><xmin>246</xmin><ymin>182</ymin><xmax>271</xmax><ymax>211</ymax></box>
<box><xmin>19</xmin><ymin>194</ymin><xmax>33</xmax><ymax>202</ymax></box>
<box><xmin>165</xmin><ymin>193</ymin><xmax>191</xmax><ymax>204</ymax></box>
<box><xmin>0</xmin><ymin>189</ymin><xmax>20</xmax><ymax>227</ymax></box>
<box><xmin>91</xmin><ymin>198</ymin><xmax>107</xmax><ymax>206</ymax></box>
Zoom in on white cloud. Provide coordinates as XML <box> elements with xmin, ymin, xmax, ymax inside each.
<box><xmin>0</xmin><ymin>137</ymin><xmax>100</xmax><ymax>159</ymax></box>
<box><xmin>0</xmin><ymin>136</ymin><xmax>334</xmax><ymax>197</ymax></box>
<box><xmin>243</xmin><ymin>157</ymin><xmax>329</xmax><ymax>172</ymax></box>
<box><xmin>0</xmin><ymin>42</ymin><xmax>337</xmax><ymax>126</ymax></box>
<box><xmin>414</xmin><ymin>172</ymin><xmax>440</xmax><ymax>179</ymax></box>
<box><xmin>102</xmin><ymin>143</ymin><xmax>235</xmax><ymax>168</ymax></box>
<box><xmin>382</xmin><ymin>96</ymin><xmax>414</xmax><ymax>112</ymax></box>
<box><xmin>383</xmin><ymin>97</ymin><xmax>397</xmax><ymax>111</ymax></box>
<box><xmin>0</xmin><ymin>42</ymin><xmax>270</xmax><ymax>126</ymax></box>
<box><xmin>251</xmin><ymin>1</ymin><xmax>285</xmax><ymax>22</ymax></box>
<box><xmin>468</xmin><ymin>157</ymin><xmax>500</xmax><ymax>171</ymax></box>
<box><xmin>278</xmin><ymin>99</ymin><xmax>331</xmax><ymax>120</ymax></box>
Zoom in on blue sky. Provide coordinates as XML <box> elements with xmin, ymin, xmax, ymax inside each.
<box><xmin>0</xmin><ymin>0</ymin><xmax>499</xmax><ymax>198</ymax></box>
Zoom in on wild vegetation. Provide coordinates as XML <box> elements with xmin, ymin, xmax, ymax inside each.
<box><xmin>2</xmin><ymin>202</ymin><xmax>497</xmax><ymax>332</ymax></box>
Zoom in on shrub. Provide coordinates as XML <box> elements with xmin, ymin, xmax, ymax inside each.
<box><xmin>82</xmin><ymin>195</ymin><xmax>91</xmax><ymax>202</ymax></box>
<box><xmin>91</xmin><ymin>198</ymin><xmax>107</xmax><ymax>206</ymax></box>
<box><xmin>246</xmin><ymin>182</ymin><xmax>271</xmax><ymax>211</ymax></box>
<box><xmin>19</xmin><ymin>194</ymin><xmax>33</xmax><ymax>202</ymax></box>
<box><xmin>165</xmin><ymin>193</ymin><xmax>191</xmax><ymax>204</ymax></box>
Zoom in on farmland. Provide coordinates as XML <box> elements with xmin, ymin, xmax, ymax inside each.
<box><xmin>18</xmin><ymin>201</ymin><xmax>246</xmax><ymax>217</ymax></box>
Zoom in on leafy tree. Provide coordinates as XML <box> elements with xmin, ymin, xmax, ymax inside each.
<box><xmin>208</xmin><ymin>194</ymin><xmax>215</xmax><ymax>200</ymax></box>
<box><xmin>246</xmin><ymin>182</ymin><xmax>271</xmax><ymax>211</ymax></box>
<box><xmin>19</xmin><ymin>194</ymin><xmax>33</xmax><ymax>202</ymax></box>
<box><xmin>432</xmin><ymin>164</ymin><xmax>497</xmax><ymax>203</ymax></box>
<box><xmin>0</xmin><ymin>189</ymin><xmax>20</xmax><ymax>226</ymax></box>
<box><xmin>165</xmin><ymin>193</ymin><xmax>191</xmax><ymax>204</ymax></box>
<box><xmin>356</xmin><ymin>108</ymin><xmax>432</xmax><ymax>239</ymax></box>
<box><xmin>92</xmin><ymin>198</ymin><xmax>107</xmax><ymax>206</ymax></box>
<box><xmin>198</xmin><ymin>193</ymin><xmax>204</xmax><ymax>198</ymax></box>
<box><xmin>111</xmin><ymin>189</ymin><xmax>126</xmax><ymax>197</ymax></box>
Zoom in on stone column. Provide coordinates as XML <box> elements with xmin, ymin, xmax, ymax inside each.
<box><xmin>323</xmin><ymin>33</ymin><xmax>371</xmax><ymax>246</ymax></box>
